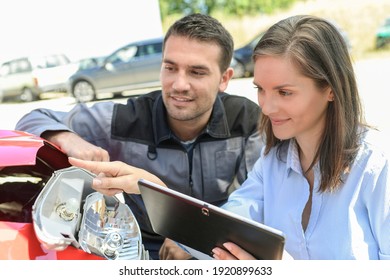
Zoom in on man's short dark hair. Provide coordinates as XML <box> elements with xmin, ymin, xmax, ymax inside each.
<box><xmin>164</xmin><ymin>13</ymin><xmax>234</xmax><ymax>72</ymax></box>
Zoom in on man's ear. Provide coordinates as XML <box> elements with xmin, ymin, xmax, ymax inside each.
<box><xmin>219</xmin><ymin>67</ymin><xmax>234</xmax><ymax>92</ymax></box>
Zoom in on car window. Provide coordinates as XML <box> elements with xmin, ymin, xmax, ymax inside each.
<box><xmin>135</xmin><ymin>42</ymin><xmax>162</xmax><ymax>57</ymax></box>
<box><xmin>45</xmin><ymin>55</ymin><xmax>61</xmax><ymax>68</ymax></box>
<box><xmin>8</xmin><ymin>59</ymin><xmax>32</xmax><ymax>74</ymax></box>
<box><xmin>29</xmin><ymin>54</ymin><xmax>70</xmax><ymax>69</ymax></box>
<box><xmin>107</xmin><ymin>45</ymin><xmax>138</xmax><ymax>64</ymax></box>
<box><xmin>0</xmin><ymin>63</ymin><xmax>10</xmax><ymax>76</ymax></box>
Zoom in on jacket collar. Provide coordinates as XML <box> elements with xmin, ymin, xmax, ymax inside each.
<box><xmin>153</xmin><ymin>93</ymin><xmax>231</xmax><ymax>144</ymax></box>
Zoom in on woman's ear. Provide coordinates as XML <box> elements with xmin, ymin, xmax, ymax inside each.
<box><xmin>327</xmin><ymin>88</ymin><xmax>335</xmax><ymax>102</ymax></box>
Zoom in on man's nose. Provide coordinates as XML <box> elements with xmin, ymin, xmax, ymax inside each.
<box><xmin>172</xmin><ymin>72</ymin><xmax>190</xmax><ymax>92</ymax></box>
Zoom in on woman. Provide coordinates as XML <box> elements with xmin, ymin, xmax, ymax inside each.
<box><xmin>70</xmin><ymin>15</ymin><xmax>390</xmax><ymax>260</ymax></box>
<box><xmin>211</xmin><ymin>15</ymin><xmax>389</xmax><ymax>260</ymax></box>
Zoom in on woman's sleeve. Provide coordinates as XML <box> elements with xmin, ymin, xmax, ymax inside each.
<box><xmin>368</xmin><ymin>155</ymin><xmax>390</xmax><ymax>260</ymax></box>
<box><xmin>221</xmin><ymin>154</ymin><xmax>265</xmax><ymax>223</ymax></box>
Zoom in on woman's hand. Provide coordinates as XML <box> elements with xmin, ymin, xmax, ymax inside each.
<box><xmin>212</xmin><ymin>242</ymin><xmax>256</xmax><ymax>260</ymax></box>
<box><xmin>68</xmin><ymin>157</ymin><xmax>166</xmax><ymax>196</ymax></box>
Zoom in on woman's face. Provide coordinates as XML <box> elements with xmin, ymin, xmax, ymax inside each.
<box><xmin>254</xmin><ymin>55</ymin><xmax>333</xmax><ymax>146</ymax></box>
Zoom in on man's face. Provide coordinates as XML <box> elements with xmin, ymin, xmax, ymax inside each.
<box><xmin>160</xmin><ymin>35</ymin><xmax>231</xmax><ymax>127</ymax></box>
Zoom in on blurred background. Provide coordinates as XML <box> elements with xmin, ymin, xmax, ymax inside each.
<box><xmin>0</xmin><ymin>0</ymin><xmax>389</xmax><ymax>140</ymax></box>
<box><xmin>0</xmin><ymin>0</ymin><xmax>163</xmax><ymax>63</ymax></box>
<box><xmin>1</xmin><ymin>0</ymin><xmax>389</xmax><ymax>64</ymax></box>
<box><xmin>161</xmin><ymin>0</ymin><xmax>390</xmax><ymax>60</ymax></box>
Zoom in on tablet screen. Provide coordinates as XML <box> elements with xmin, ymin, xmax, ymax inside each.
<box><xmin>138</xmin><ymin>179</ymin><xmax>285</xmax><ymax>260</ymax></box>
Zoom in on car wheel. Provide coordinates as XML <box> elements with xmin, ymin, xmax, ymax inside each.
<box><xmin>73</xmin><ymin>80</ymin><xmax>96</xmax><ymax>103</ymax></box>
<box><xmin>20</xmin><ymin>88</ymin><xmax>36</xmax><ymax>102</ymax></box>
<box><xmin>233</xmin><ymin>61</ymin><xmax>245</xmax><ymax>78</ymax></box>
<box><xmin>112</xmin><ymin>92</ymin><xmax>123</xmax><ymax>98</ymax></box>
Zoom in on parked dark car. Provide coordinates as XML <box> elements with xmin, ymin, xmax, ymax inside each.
<box><xmin>231</xmin><ymin>19</ymin><xmax>352</xmax><ymax>79</ymax></box>
<box><xmin>232</xmin><ymin>33</ymin><xmax>263</xmax><ymax>78</ymax></box>
<box><xmin>0</xmin><ymin>130</ymin><xmax>148</xmax><ymax>260</ymax></box>
<box><xmin>68</xmin><ymin>37</ymin><xmax>163</xmax><ymax>102</ymax></box>
<box><xmin>376</xmin><ymin>17</ymin><xmax>390</xmax><ymax>49</ymax></box>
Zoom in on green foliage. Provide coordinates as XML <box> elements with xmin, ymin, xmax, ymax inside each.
<box><xmin>158</xmin><ymin>0</ymin><xmax>299</xmax><ymax>19</ymax></box>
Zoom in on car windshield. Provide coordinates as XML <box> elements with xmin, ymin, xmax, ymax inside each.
<box><xmin>107</xmin><ymin>46</ymin><xmax>138</xmax><ymax>64</ymax></box>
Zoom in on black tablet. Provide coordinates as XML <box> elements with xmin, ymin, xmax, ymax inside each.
<box><xmin>138</xmin><ymin>179</ymin><xmax>286</xmax><ymax>260</ymax></box>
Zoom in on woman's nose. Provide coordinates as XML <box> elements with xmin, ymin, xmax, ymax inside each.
<box><xmin>258</xmin><ymin>92</ymin><xmax>277</xmax><ymax>115</ymax></box>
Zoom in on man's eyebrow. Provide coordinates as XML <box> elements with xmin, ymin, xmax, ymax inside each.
<box><xmin>162</xmin><ymin>58</ymin><xmax>210</xmax><ymax>71</ymax></box>
<box><xmin>191</xmin><ymin>65</ymin><xmax>210</xmax><ymax>71</ymax></box>
<box><xmin>162</xmin><ymin>58</ymin><xmax>176</xmax><ymax>65</ymax></box>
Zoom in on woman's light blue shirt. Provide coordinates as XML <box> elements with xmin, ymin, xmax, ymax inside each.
<box><xmin>222</xmin><ymin>129</ymin><xmax>390</xmax><ymax>259</ymax></box>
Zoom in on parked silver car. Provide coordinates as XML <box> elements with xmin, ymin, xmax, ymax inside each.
<box><xmin>0</xmin><ymin>54</ymin><xmax>77</xmax><ymax>102</ymax></box>
<box><xmin>68</xmin><ymin>37</ymin><xmax>163</xmax><ymax>102</ymax></box>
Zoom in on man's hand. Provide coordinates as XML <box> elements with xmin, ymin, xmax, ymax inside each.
<box><xmin>43</xmin><ymin>131</ymin><xmax>109</xmax><ymax>161</ymax></box>
<box><xmin>159</xmin><ymin>238</ymin><xmax>192</xmax><ymax>260</ymax></box>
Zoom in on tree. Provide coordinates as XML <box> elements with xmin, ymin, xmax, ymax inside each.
<box><xmin>159</xmin><ymin>0</ymin><xmax>299</xmax><ymax>19</ymax></box>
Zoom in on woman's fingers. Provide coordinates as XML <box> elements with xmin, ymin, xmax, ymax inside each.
<box><xmin>212</xmin><ymin>242</ymin><xmax>256</xmax><ymax>260</ymax></box>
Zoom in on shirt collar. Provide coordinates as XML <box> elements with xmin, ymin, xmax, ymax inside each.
<box><xmin>286</xmin><ymin>139</ymin><xmax>302</xmax><ymax>174</ymax></box>
<box><xmin>286</xmin><ymin>138</ymin><xmax>321</xmax><ymax>180</ymax></box>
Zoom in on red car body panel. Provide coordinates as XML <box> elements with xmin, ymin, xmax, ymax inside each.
<box><xmin>0</xmin><ymin>129</ymin><xmax>69</xmax><ymax>169</ymax></box>
<box><xmin>0</xmin><ymin>130</ymin><xmax>45</xmax><ymax>167</ymax></box>
<box><xmin>0</xmin><ymin>222</ymin><xmax>102</xmax><ymax>260</ymax></box>
<box><xmin>0</xmin><ymin>130</ymin><xmax>104</xmax><ymax>260</ymax></box>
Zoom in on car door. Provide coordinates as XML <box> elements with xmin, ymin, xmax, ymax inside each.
<box><xmin>0</xmin><ymin>59</ymin><xmax>34</xmax><ymax>98</ymax></box>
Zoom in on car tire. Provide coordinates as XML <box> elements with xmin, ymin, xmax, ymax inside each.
<box><xmin>20</xmin><ymin>88</ymin><xmax>36</xmax><ymax>102</ymax></box>
<box><xmin>113</xmin><ymin>92</ymin><xmax>123</xmax><ymax>98</ymax></box>
<box><xmin>73</xmin><ymin>80</ymin><xmax>96</xmax><ymax>103</ymax></box>
<box><xmin>233</xmin><ymin>61</ymin><xmax>245</xmax><ymax>79</ymax></box>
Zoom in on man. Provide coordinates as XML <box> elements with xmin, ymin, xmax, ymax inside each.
<box><xmin>16</xmin><ymin>13</ymin><xmax>262</xmax><ymax>259</ymax></box>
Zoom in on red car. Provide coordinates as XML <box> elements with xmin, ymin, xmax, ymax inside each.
<box><xmin>0</xmin><ymin>130</ymin><xmax>147</xmax><ymax>260</ymax></box>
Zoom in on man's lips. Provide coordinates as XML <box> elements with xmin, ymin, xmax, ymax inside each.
<box><xmin>170</xmin><ymin>95</ymin><xmax>194</xmax><ymax>104</ymax></box>
<box><xmin>172</xmin><ymin>96</ymin><xmax>192</xmax><ymax>101</ymax></box>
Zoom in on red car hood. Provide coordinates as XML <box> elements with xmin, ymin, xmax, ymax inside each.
<box><xmin>0</xmin><ymin>222</ymin><xmax>102</xmax><ymax>260</ymax></box>
<box><xmin>0</xmin><ymin>130</ymin><xmax>63</xmax><ymax>167</ymax></box>
<box><xmin>0</xmin><ymin>130</ymin><xmax>103</xmax><ymax>260</ymax></box>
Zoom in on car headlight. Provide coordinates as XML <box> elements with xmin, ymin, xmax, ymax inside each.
<box><xmin>32</xmin><ymin>166</ymin><xmax>148</xmax><ymax>260</ymax></box>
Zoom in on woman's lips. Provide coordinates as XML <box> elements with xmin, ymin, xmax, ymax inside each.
<box><xmin>270</xmin><ymin>118</ymin><xmax>289</xmax><ymax>126</ymax></box>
